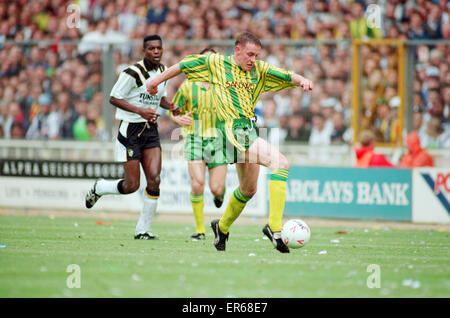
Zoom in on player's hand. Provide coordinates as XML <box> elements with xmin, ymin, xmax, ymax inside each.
<box><xmin>139</xmin><ymin>108</ymin><xmax>160</xmax><ymax>123</ymax></box>
<box><xmin>146</xmin><ymin>79</ymin><xmax>159</xmax><ymax>95</ymax></box>
<box><xmin>299</xmin><ymin>76</ymin><xmax>313</xmax><ymax>91</ymax></box>
<box><xmin>170</xmin><ymin>103</ymin><xmax>180</xmax><ymax>116</ymax></box>
<box><xmin>176</xmin><ymin>112</ymin><xmax>193</xmax><ymax>126</ymax></box>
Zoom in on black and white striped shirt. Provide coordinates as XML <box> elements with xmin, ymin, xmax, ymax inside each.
<box><xmin>110</xmin><ymin>59</ymin><xmax>167</xmax><ymax>123</ymax></box>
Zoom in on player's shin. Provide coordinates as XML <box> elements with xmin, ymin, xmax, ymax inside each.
<box><xmin>135</xmin><ymin>188</ymin><xmax>159</xmax><ymax>235</ymax></box>
<box><xmin>268</xmin><ymin>169</ymin><xmax>289</xmax><ymax>232</ymax></box>
<box><xmin>219</xmin><ymin>187</ymin><xmax>252</xmax><ymax>234</ymax></box>
<box><xmin>190</xmin><ymin>193</ymin><xmax>205</xmax><ymax>234</ymax></box>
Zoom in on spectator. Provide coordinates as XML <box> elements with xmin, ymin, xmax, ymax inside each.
<box><xmin>355</xmin><ymin>130</ymin><xmax>393</xmax><ymax>168</ymax></box>
<box><xmin>443</xmin><ymin>86</ymin><xmax>450</xmax><ymax>116</ymax></box>
<box><xmin>273</xmin><ymin>89</ymin><xmax>291</xmax><ymax>117</ymax></box>
<box><xmin>0</xmin><ymin>101</ymin><xmax>8</xmax><ymax>135</ymax></box>
<box><xmin>399</xmin><ymin>131</ymin><xmax>434</xmax><ymax>168</ymax></box>
<box><xmin>309</xmin><ymin>113</ymin><xmax>331</xmax><ymax>145</ymax></box>
<box><xmin>56</xmin><ymin>91</ymin><xmax>77</xmax><ymax>139</ymax></box>
<box><xmin>374</xmin><ymin>98</ymin><xmax>400</xmax><ymax>143</ymax></box>
<box><xmin>260</xmin><ymin>97</ymin><xmax>278</xmax><ymax>129</ymax></box>
<box><xmin>421</xmin><ymin>117</ymin><xmax>450</xmax><ymax>148</ymax></box>
<box><xmin>275</xmin><ymin>115</ymin><xmax>289</xmax><ymax>145</ymax></box>
<box><xmin>3</xmin><ymin>101</ymin><xmax>29</xmax><ymax>139</ymax></box>
<box><xmin>85</xmin><ymin>101</ymin><xmax>109</xmax><ymax>141</ymax></box>
<box><xmin>10</xmin><ymin>121</ymin><xmax>25</xmax><ymax>139</ymax></box>
<box><xmin>146</xmin><ymin>0</ymin><xmax>168</xmax><ymax>25</ymax></box>
<box><xmin>26</xmin><ymin>94</ymin><xmax>61</xmax><ymax>140</ymax></box>
<box><xmin>330</xmin><ymin>111</ymin><xmax>349</xmax><ymax>144</ymax></box>
<box><xmin>285</xmin><ymin>111</ymin><xmax>310</xmax><ymax>143</ymax></box>
<box><xmin>407</xmin><ymin>10</ymin><xmax>433</xmax><ymax>40</ymax></box>
<box><xmin>413</xmin><ymin>109</ymin><xmax>427</xmax><ymax>138</ymax></box>
<box><xmin>349</xmin><ymin>1</ymin><xmax>381</xmax><ymax>40</ymax></box>
<box><xmin>319</xmin><ymin>97</ymin><xmax>339</xmax><ymax>132</ymax></box>
<box><xmin>308</xmin><ymin>113</ymin><xmax>332</xmax><ymax>162</ymax></box>
<box><xmin>73</xmin><ymin>99</ymin><xmax>91</xmax><ymax>141</ymax></box>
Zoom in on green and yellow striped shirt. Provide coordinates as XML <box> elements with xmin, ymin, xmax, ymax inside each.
<box><xmin>179</xmin><ymin>53</ymin><xmax>297</xmax><ymax>122</ymax></box>
<box><xmin>172</xmin><ymin>80</ymin><xmax>218</xmax><ymax>138</ymax></box>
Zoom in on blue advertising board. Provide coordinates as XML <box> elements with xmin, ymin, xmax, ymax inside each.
<box><xmin>282</xmin><ymin>166</ymin><xmax>412</xmax><ymax>221</ymax></box>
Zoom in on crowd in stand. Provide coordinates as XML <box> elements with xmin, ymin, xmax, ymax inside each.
<box><xmin>0</xmin><ymin>0</ymin><xmax>449</xmax><ymax>155</ymax></box>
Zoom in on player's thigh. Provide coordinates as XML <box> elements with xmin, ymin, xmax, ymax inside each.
<box><xmin>208</xmin><ymin>164</ymin><xmax>227</xmax><ymax>194</ymax></box>
<box><xmin>235</xmin><ymin>162</ymin><xmax>259</xmax><ymax>197</ymax></box>
<box><xmin>246</xmin><ymin>137</ymin><xmax>289</xmax><ymax>170</ymax></box>
<box><xmin>188</xmin><ymin>160</ymin><xmax>207</xmax><ymax>194</ymax></box>
<box><xmin>141</xmin><ymin>147</ymin><xmax>162</xmax><ymax>183</ymax></box>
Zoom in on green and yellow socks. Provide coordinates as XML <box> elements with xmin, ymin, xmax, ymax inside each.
<box><xmin>217</xmin><ymin>168</ymin><xmax>289</xmax><ymax>235</ymax></box>
<box><xmin>219</xmin><ymin>187</ymin><xmax>253</xmax><ymax>234</ymax></box>
<box><xmin>190</xmin><ymin>193</ymin><xmax>205</xmax><ymax>234</ymax></box>
<box><xmin>268</xmin><ymin>168</ymin><xmax>289</xmax><ymax>232</ymax></box>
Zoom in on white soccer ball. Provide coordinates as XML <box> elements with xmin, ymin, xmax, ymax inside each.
<box><xmin>281</xmin><ymin>219</ymin><xmax>311</xmax><ymax>249</ymax></box>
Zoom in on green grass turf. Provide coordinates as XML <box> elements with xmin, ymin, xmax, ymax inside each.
<box><xmin>0</xmin><ymin>215</ymin><xmax>449</xmax><ymax>298</ymax></box>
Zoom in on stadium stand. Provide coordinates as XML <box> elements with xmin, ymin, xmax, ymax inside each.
<box><xmin>0</xmin><ymin>0</ymin><xmax>449</xmax><ymax>151</ymax></box>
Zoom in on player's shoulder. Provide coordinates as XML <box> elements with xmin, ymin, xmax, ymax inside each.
<box><xmin>209</xmin><ymin>52</ymin><xmax>225</xmax><ymax>62</ymax></box>
<box><xmin>185</xmin><ymin>52</ymin><xmax>220</xmax><ymax>61</ymax></box>
<box><xmin>255</xmin><ymin>59</ymin><xmax>269</xmax><ymax>70</ymax></box>
<box><xmin>158</xmin><ymin>63</ymin><xmax>166</xmax><ymax>73</ymax></box>
<box><xmin>117</xmin><ymin>64</ymin><xmax>141</xmax><ymax>87</ymax></box>
<box><xmin>121</xmin><ymin>61</ymin><xmax>148</xmax><ymax>87</ymax></box>
<box><xmin>208</xmin><ymin>52</ymin><xmax>221</xmax><ymax>58</ymax></box>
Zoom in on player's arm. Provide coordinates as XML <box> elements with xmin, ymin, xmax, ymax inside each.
<box><xmin>109</xmin><ymin>96</ymin><xmax>159</xmax><ymax>122</ymax></box>
<box><xmin>262</xmin><ymin>61</ymin><xmax>313</xmax><ymax>92</ymax></box>
<box><xmin>160</xmin><ymin>96</ymin><xmax>180</xmax><ymax>116</ymax></box>
<box><xmin>290</xmin><ymin>73</ymin><xmax>313</xmax><ymax>92</ymax></box>
<box><xmin>147</xmin><ymin>54</ymin><xmax>210</xmax><ymax>95</ymax></box>
<box><xmin>146</xmin><ymin>63</ymin><xmax>182</xmax><ymax>95</ymax></box>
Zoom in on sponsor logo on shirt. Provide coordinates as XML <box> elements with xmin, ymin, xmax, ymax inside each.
<box><xmin>225</xmin><ymin>81</ymin><xmax>256</xmax><ymax>91</ymax></box>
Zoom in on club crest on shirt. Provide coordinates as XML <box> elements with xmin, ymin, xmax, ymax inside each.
<box><xmin>236</xmin><ymin>131</ymin><xmax>249</xmax><ymax>146</ymax></box>
<box><xmin>127</xmin><ymin>149</ymin><xmax>134</xmax><ymax>157</ymax></box>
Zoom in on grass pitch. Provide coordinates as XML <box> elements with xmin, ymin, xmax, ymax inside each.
<box><xmin>0</xmin><ymin>215</ymin><xmax>449</xmax><ymax>298</ymax></box>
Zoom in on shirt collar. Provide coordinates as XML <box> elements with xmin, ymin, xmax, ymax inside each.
<box><xmin>144</xmin><ymin>58</ymin><xmax>159</xmax><ymax>71</ymax></box>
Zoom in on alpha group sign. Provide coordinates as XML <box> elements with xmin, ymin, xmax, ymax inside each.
<box><xmin>0</xmin><ymin>159</ymin><xmax>266</xmax><ymax>216</ymax></box>
<box><xmin>284</xmin><ymin>166</ymin><xmax>412</xmax><ymax>221</ymax></box>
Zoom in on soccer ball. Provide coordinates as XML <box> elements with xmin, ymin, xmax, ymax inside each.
<box><xmin>281</xmin><ymin>219</ymin><xmax>311</xmax><ymax>249</ymax></box>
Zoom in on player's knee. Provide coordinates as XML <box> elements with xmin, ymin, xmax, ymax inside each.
<box><xmin>278</xmin><ymin>154</ymin><xmax>290</xmax><ymax>170</ymax></box>
<box><xmin>123</xmin><ymin>179</ymin><xmax>140</xmax><ymax>193</ymax></box>
<box><xmin>210</xmin><ymin>182</ymin><xmax>225</xmax><ymax>197</ymax></box>
<box><xmin>191</xmin><ymin>179</ymin><xmax>205</xmax><ymax>195</ymax></box>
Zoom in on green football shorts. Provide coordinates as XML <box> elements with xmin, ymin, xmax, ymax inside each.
<box><xmin>184</xmin><ymin>118</ymin><xmax>259</xmax><ymax>166</ymax></box>
<box><xmin>215</xmin><ymin>118</ymin><xmax>259</xmax><ymax>164</ymax></box>
<box><xmin>184</xmin><ymin>134</ymin><xmax>227</xmax><ymax>169</ymax></box>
